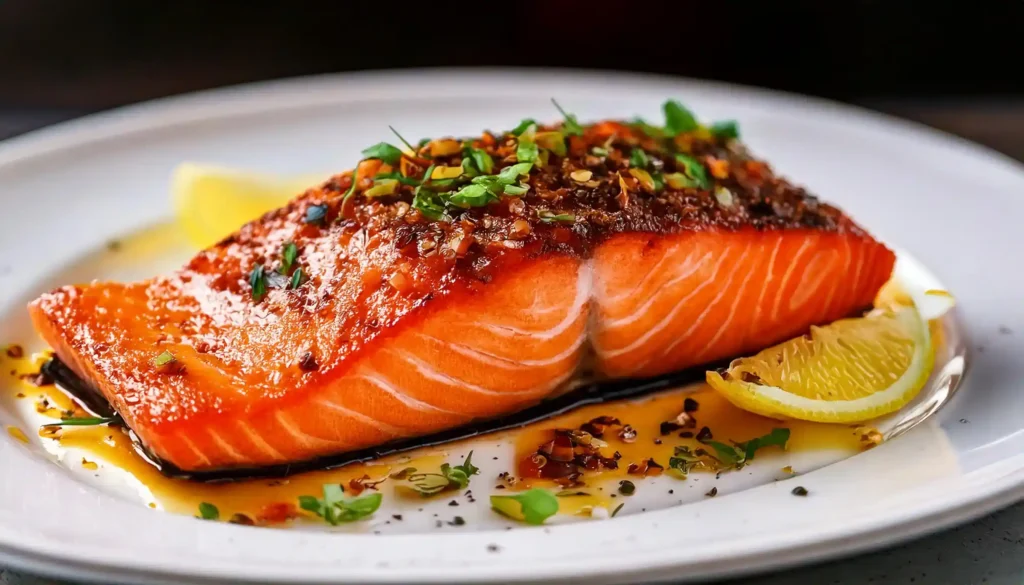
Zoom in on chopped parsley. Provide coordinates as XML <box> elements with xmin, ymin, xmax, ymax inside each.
<box><xmin>248</xmin><ymin>264</ymin><xmax>267</xmax><ymax>302</ymax></box>
<box><xmin>629</xmin><ymin>148</ymin><xmax>650</xmax><ymax>168</ymax></box>
<box><xmin>402</xmin><ymin>451</ymin><xmax>480</xmax><ymax>496</ymax></box>
<box><xmin>304</xmin><ymin>203</ymin><xmax>328</xmax><ymax>225</ymax></box>
<box><xmin>491</xmin><ymin>489</ymin><xmax>559</xmax><ymax>525</ymax></box>
<box><xmin>704</xmin><ymin>428</ymin><xmax>790</xmax><ymax>469</ymax></box>
<box><xmin>551</xmin><ymin>99</ymin><xmax>584</xmax><ymax>136</ymax></box>
<box><xmin>198</xmin><ymin>502</ymin><xmax>219</xmax><ymax>521</ymax></box>
<box><xmin>298</xmin><ymin>484</ymin><xmax>383</xmax><ymax>525</ymax></box>
<box><xmin>663</xmin><ymin>99</ymin><xmax>699</xmax><ymax>135</ymax></box>
<box><xmin>667</xmin><ymin>446</ymin><xmax>703</xmax><ymax>475</ymax></box>
<box><xmin>280</xmin><ymin>242</ymin><xmax>298</xmax><ymax>274</ymax></box>
<box><xmin>510</xmin><ymin>118</ymin><xmax>538</xmax><ymax>136</ymax></box>
<box><xmin>674</xmin><ymin>153</ymin><xmax>711</xmax><ymax>190</ymax></box>
<box><xmin>709</xmin><ymin>119</ymin><xmax>740</xmax><ymax>139</ymax></box>
<box><xmin>360</xmin><ymin>142</ymin><xmax>404</xmax><ymax>166</ymax></box>
<box><xmin>515</xmin><ymin>124</ymin><xmax>540</xmax><ymax>164</ymax></box>
<box><xmin>463</xmin><ymin>146</ymin><xmax>494</xmax><ymax>176</ymax></box>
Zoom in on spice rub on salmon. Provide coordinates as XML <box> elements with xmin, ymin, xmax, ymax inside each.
<box><xmin>29</xmin><ymin>100</ymin><xmax>895</xmax><ymax>473</ymax></box>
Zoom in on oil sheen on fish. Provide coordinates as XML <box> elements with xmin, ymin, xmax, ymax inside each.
<box><xmin>29</xmin><ymin>114</ymin><xmax>895</xmax><ymax>473</ymax></box>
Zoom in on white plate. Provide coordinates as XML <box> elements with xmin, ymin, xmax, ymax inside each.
<box><xmin>0</xmin><ymin>69</ymin><xmax>1021</xmax><ymax>585</ymax></box>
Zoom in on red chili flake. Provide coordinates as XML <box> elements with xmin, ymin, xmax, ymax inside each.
<box><xmin>348</xmin><ymin>475</ymin><xmax>384</xmax><ymax>495</ymax></box>
<box><xmin>659</xmin><ymin>421</ymin><xmax>683</xmax><ymax>435</ymax></box>
<box><xmin>19</xmin><ymin>371</ymin><xmax>53</xmax><ymax>387</ymax></box>
<box><xmin>5</xmin><ymin>345</ymin><xmax>24</xmax><ymax>359</ymax></box>
<box><xmin>257</xmin><ymin>502</ymin><xmax>298</xmax><ymax>524</ymax></box>
<box><xmin>298</xmin><ymin>351</ymin><xmax>319</xmax><ymax>372</ymax></box>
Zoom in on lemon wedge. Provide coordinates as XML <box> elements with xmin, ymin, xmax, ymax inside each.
<box><xmin>171</xmin><ymin>162</ymin><xmax>325</xmax><ymax>249</ymax></box>
<box><xmin>706</xmin><ymin>304</ymin><xmax>933</xmax><ymax>423</ymax></box>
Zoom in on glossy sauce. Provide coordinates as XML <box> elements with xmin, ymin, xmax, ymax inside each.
<box><xmin>2</xmin><ymin>346</ymin><xmax>870</xmax><ymax>525</ymax></box>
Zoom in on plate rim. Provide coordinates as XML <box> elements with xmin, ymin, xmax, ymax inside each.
<box><xmin>1</xmin><ymin>67</ymin><xmax>1023</xmax><ymax>585</ymax></box>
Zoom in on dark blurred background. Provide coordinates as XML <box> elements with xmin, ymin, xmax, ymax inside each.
<box><xmin>0</xmin><ymin>1</ymin><xmax>1023</xmax><ymax>157</ymax></box>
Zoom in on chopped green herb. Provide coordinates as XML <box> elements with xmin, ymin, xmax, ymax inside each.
<box><xmin>674</xmin><ymin>154</ymin><xmax>711</xmax><ymax>189</ymax></box>
<box><xmin>629</xmin><ymin>148</ymin><xmax>650</xmax><ymax>168</ymax></box>
<box><xmin>448</xmin><ymin>183</ymin><xmax>499</xmax><ymax>208</ymax></box>
<box><xmin>511</xmin><ymin>118</ymin><xmax>538</xmax><ymax>136</ymax></box>
<box><xmin>490</xmin><ymin>488</ymin><xmax>559</xmax><ymax>525</ymax></box>
<box><xmin>538</xmin><ymin>210</ymin><xmax>576</xmax><ymax>224</ymax></box>
<box><xmin>360</xmin><ymin>142</ymin><xmax>404</xmax><ymax>166</ymax></box>
<box><xmin>663</xmin><ymin>99</ymin><xmax>699</xmax><ymax>135</ymax></box>
<box><xmin>516</xmin><ymin>124</ymin><xmax>539</xmax><ymax>164</ymax></box>
<box><xmin>442</xmin><ymin>451</ymin><xmax>480</xmax><ymax>489</ymax></box>
<box><xmin>704</xmin><ymin>428</ymin><xmax>790</xmax><ymax>469</ymax></box>
<box><xmin>709</xmin><ymin>119</ymin><xmax>740</xmax><ymax>139</ymax></box>
<box><xmin>611</xmin><ymin>502</ymin><xmax>624</xmax><ymax>517</ymax></box>
<box><xmin>668</xmin><ymin>446</ymin><xmax>703</xmax><ymax>475</ymax></box>
<box><xmin>372</xmin><ymin>171</ymin><xmax>421</xmax><ymax>186</ymax></box>
<box><xmin>298</xmin><ymin>484</ymin><xmax>382</xmax><ymax>525</ymax></box>
<box><xmin>412</xmin><ymin>191</ymin><xmax>448</xmax><ymax>221</ymax></box>
<box><xmin>555</xmin><ymin>490</ymin><xmax>591</xmax><ymax>497</ymax></box>
<box><xmin>198</xmin><ymin>502</ymin><xmax>219</xmax><ymax>521</ymax></box>
<box><xmin>289</xmin><ymin>267</ymin><xmax>306</xmax><ymax>290</ymax></box>
<box><xmin>590</xmin><ymin>146</ymin><xmax>609</xmax><ymax>157</ymax></box>
<box><xmin>465</xmin><ymin>147</ymin><xmax>494</xmax><ymax>175</ymax></box>
<box><xmin>280</xmin><ymin>242</ymin><xmax>298</xmax><ymax>274</ymax></box>
<box><xmin>153</xmin><ymin>350</ymin><xmax>176</xmax><ymax>367</ymax></box>
<box><xmin>551</xmin><ymin>99</ymin><xmax>584</xmax><ymax>136</ymax></box>
<box><xmin>535</xmin><ymin>131</ymin><xmax>567</xmax><ymax>157</ymax></box>
<box><xmin>503</xmin><ymin>183</ymin><xmax>529</xmax><ymax>196</ymax></box>
<box><xmin>249</xmin><ymin>264</ymin><xmax>267</xmax><ymax>302</ymax></box>
<box><xmin>403</xmin><ymin>452</ymin><xmax>480</xmax><ymax>496</ymax></box>
<box><xmin>388</xmin><ymin>125</ymin><xmax>418</xmax><ymax>154</ymax></box>
<box><xmin>497</xmin><ymin>162</ymin><xmax>533</xmax><ymax>183</ymax></box>
<box><xmin>304</xmin><ymin>203</ymin><xmax>328</xmax><ymax>225</ymax></box>
<box><xmin>42</xmin><ymin>415</ymin><xmax>121</xmax><ymax>428</ymax></box>
<box><xmin>631</xmin><ymin>117</ymin><xmax>665</xmax><ymax>138</ymax></box>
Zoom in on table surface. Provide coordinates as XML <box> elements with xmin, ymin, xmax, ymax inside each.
<box><xmin>2</xmin><ymin>101</ymin><xmax>1023</xmax><ymax>585</ymax></box>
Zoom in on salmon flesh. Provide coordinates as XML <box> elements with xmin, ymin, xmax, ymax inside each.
<box><xmin>29</xmin><ymin>116</ymin><xmax>895</xmax><ymax>473</ymax></box>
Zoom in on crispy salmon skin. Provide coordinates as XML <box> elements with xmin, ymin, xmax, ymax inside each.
<box><xmin>29</xmin><ymin>103</ymin><xmax>895</xmax><ymax>473</ymax></box>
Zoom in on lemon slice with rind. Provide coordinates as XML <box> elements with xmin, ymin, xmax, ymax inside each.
<box><xmin>171</xmin><ymin>162</ymin><xmax>325</xmax><ymax>249</ymax></box>
<box><xmin>706</xmin><ymin>304</ymin><xmax>934</xmax><ymax>423</ymax></box>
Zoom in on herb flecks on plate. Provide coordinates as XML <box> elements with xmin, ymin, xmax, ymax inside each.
<box><xmin>298</xmin><ymin>483</ymin><xmax>383</xmax><ymax>525</ymax></box>
<box><xmin>490</xmin><ymin>488</ymin><xmax>559</xmax><ymax>525</ymax></box>
<box><xmin>399</xmin><ymin>451</ymin><xmax>481</xmax><ymax>497</ymax></box>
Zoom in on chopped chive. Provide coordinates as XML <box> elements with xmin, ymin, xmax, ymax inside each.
<box><xmin>551</xmin><ymin>99</ymin><xmax>584</xmax><ymax>136</ymax></box>
<box><xmin>42</xmin><ymin>416</ymin><xmax>121</xmax><ymax>427</ymax></box>
<box><xmin>388</xmin><ymin>126</ymin><xmax>419</xmax><ymax>154</ymax></box>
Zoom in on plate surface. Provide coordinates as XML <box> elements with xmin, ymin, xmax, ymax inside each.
<box><xmin>0</xmin><ymin>69</ymin><xmax>1022</xmax><ymax>585</ymax></box>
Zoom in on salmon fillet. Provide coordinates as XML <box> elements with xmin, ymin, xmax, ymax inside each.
<box><xmin>29</xmin><ymin>112</ymin><xmax>895</xmax><ymax>473</ymax></box>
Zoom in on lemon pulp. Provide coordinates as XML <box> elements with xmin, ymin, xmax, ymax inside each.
<box><xmin>706</xmin><ymin>305</ymin><xmax>934</xmax><ymax>423</ymax></box>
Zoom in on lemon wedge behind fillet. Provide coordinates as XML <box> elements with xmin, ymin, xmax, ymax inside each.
<box><xmin>171</xmin><ymin>162</ymin><xmax>325</xmax><ymax>249</ymax></box>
